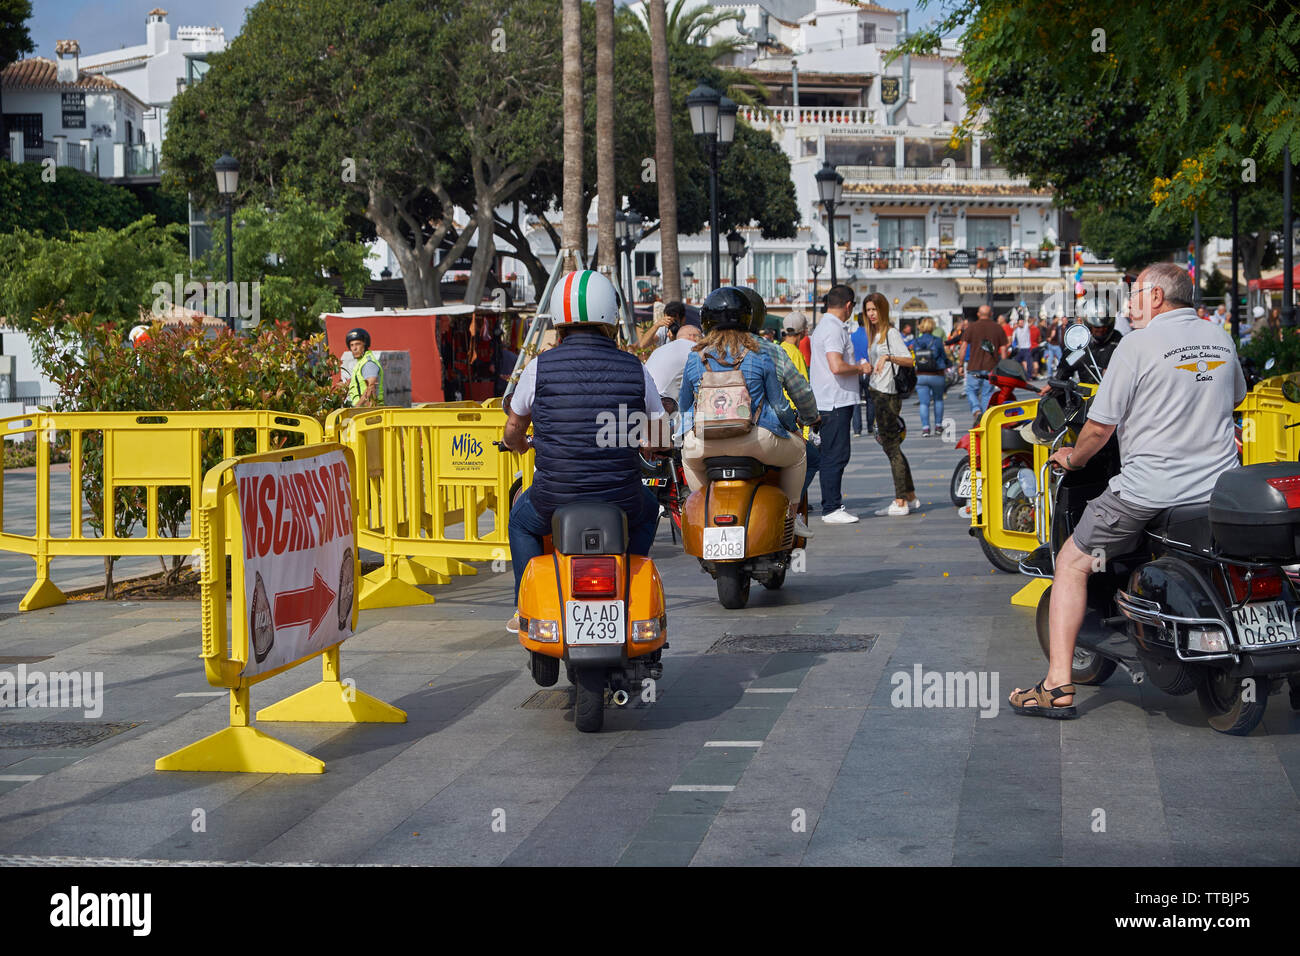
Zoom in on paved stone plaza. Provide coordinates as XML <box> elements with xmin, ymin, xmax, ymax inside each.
<box><xmin>1</xmin><ymin>427</ymin><xmax>1298</xmax><ymax>866</ymax></box>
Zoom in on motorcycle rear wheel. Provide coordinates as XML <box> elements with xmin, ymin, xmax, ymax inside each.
<box><xmin>1196</xmin><ymin>671</ymin><xmax>1269</xmax><ymax>736</ymax></box>
<box><xmin>1034</xmin><ymin>585</ymin><xmax>1118</xmax><ymax>685</ymax></box>
<box><xmin>950</xmin><ymin>459</ymin><xmax>971</xmax><ymax>506</ymax></box>
<box><xmin>717</xmin><ymin>564</ymin><xmax>751</xmax><ymax>609</ymax></box>
<box><xmin>573</xmin><ymin>667</ymin><xmax>606</xmax><ymax>733</ymax></box>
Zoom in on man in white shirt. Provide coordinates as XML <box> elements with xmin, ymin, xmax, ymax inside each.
<box><xmin>1012</xmin><ymin>317</ymin><xmax>1034</xmax><ymax>379</ymax></box>
<box><xmin>1009</xmin><ymin>262</ymin><xmax>1246</xmax><ymax>719</ymax></box>
<box><xmin>809</xmin><ymin>284</ymin><xmax>870</xmax><ymax>523</ymax></box>
<box><xmin>645</xmin><ymin>322</ymin><xmax>701</xmax><ymax>411</ymax></box>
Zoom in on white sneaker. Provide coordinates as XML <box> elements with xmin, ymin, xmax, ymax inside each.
<box><xmin>908</xmin><ymin>499</ymin><xmax>921</xmax><ymax>511</ymax></box>
<box><xmin>821</xmin><ymin>508</ymin><xmax>860</xmax><ymax>524</ymax></box>
<box><xmin>506</xmin><ymin>612</ymin><xmax>520</xmax><ymax>633</ymax></box>
<box><xmin>875</xmin><ymin>502</ymin><xmax>910</xmax><ymax>517</ymax></box>
<box><xmin>793</xmin><ymin>516</ymin><xmax>815</xmax><ymax>538</ymax></box>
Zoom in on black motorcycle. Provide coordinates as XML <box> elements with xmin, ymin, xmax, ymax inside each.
<box><xmin>1019</xmin><ymin>324</ymin><xmax>1300</xmax><ymax>735</ymax></box>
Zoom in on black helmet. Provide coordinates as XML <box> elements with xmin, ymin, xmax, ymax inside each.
<box><xmin>345</xmin><ymin>328</ymin><xmax>371</xmax><ymax>348</ymax></box>
<box><xmin>737</xmin><ymin>287</ymin><xmax>766</xmax><ymax>334</ymax></box>
<box><xmin>699</xmin><ymin>287</ymin><xmax>753</xmax><ymax>332</ymax></box>
<box><xmin>1080</xmin><ymin>302</ymin><xmax>1115</xmax><ymax>329</ymax></box>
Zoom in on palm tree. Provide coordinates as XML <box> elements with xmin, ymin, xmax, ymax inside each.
<box><xmin>648</xmin><ymin>0</ymin><xmax>680</xmax><ymax>301</ymax></box>
<box><xmin>596</xmin><ymin>0</ymin><xmax>615</xmax><ymax>273</ymax></box>
<box><xmin>630</xmin><ymin>0</ymin><xmax>746</xmax><ymax>53</ymax></box>
<box><xmin>561</xmin><ymin>0</ymin><xmax>583</xmax><ymax>264</ymax></box>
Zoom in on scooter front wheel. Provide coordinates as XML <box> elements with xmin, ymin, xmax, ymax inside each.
<box><xmin>1034</xmin><ymin>585</ymin><xmax>1117</xmax><ymax>685</ymax></box>
<box><xmin>717</xmin><ymin>564</ymin><xmax>751</xmax><ymax>609</ymax></box>
<box><xmin>1196</xmin><ymin>671</ymin><xmax>1269</xmax><ymax>736</ymax></box>
<box><xmin>573</xmin><ymin>667</ymin><xmax>606</xmax><ymax>733</ymax></box>
<box><xmin>976</xmin><ymin>529</ymin><xmax>1030</xmax><ymax>575</ymax></box>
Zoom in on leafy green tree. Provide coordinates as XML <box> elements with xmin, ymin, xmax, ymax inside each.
<box><xmin>901</xmin><ymin>0</ymin><xmax>1300</xmax><ymax>223</ymax></box>
<box><xmin>0</xmin><ymin>217</ymin><xmax>188</xmax><ymax>329</ymax></box>
<box><xmin>0</xmin><ymin>0</ymin><xmax>34</xmax><ymax>149</ymax></box>
<box><xmin>200</xmin><ymin>188</ymin><xmax>369</xmax><ymax>337</ymax></box>
<box><xmin>0</xmin><ymin>162</ymin><xmax>144</xmax><ymax>236</ymax></box>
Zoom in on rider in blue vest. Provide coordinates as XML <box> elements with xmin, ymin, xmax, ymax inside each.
<box><xmin>502</xmin><ymin>270</ymin><xmax>663</xmax><ymax>630</ymax></box>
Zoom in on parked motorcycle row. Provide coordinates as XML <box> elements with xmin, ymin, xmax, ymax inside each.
<box><xmin>971</xmin><ymin>324</ymin><xmax>1300</xmax><ymax>735</ymax></box>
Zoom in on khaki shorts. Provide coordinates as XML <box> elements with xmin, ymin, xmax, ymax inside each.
<box><xmin>1071</xmin><ymin>488</ymin><xmax>1167</xmax><ymax>561</ymax></box>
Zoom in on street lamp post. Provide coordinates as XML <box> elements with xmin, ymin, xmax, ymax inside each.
<box><xmin>214</xmin><ymin>152</ymin><xmax>240</xmax><ymax>332</ymax></box>
<box><xmin>683</xmin><ymin>266</ymin><xmax>695</xmax><ymax>302</ymax></box>
<box><xmin>649</xmin><ymin>268</ymin><xmax>661</xmax><ymax>301</ymax></box>
<box><xmin>815</xmin><ymin>161</ymin><xmax>844</xmax><ymax>287</ymax></box>
<box><xmin>727</xmin><ymin>230</ymin><xmax>747</xmax><ymax>285</ymax></box>
<box><xmin>969</xmin><ymin>252</ymin><xmax>1007</xmax><ymax>308</ymax></box>
<box><xmin>807</xmin><ymin>244</ymin><xmax>827</xmax><ymax>305</ymax></box>
<box><xmin>687</xmin><ymin>82</ymin><xmax>736</xmax><ymax>291</ymax></box>
<box><xmin>615</xmin><ymin>210</ymin><xmax>643</xmax><ymax>311</ymax></box>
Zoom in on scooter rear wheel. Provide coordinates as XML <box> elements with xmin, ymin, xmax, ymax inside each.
<box><xmin>1034</xmin><ymin>585</ymin><xmax>1117</xmax><ymax>685</ymax></box>
<box><xmin>950</xmin><ymin>459</ymin><xmax>971</xmax><ymax>506</ymax></box>
<box><xmin>573</xmin><ymin>667</ymin><xmax>606</xmax><ymax>733</ymax></box>
<box><xmin>530</xmin><ymin>651</ymin><xmax>559</xmax><ymax>688</ymax></box>
<box><xmin>1196</xmin><ymin>671</ymin><xmax>1269</xmax><ymax>736</ymax></box>
<box><xmin>717</xmin><ymin>564</ymin><xmax>751</xmax><ymax>609</ymax></box>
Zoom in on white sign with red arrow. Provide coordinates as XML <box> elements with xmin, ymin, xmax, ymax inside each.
<box><xmin>234</xmin><ymin>449</ymin><xmax>356</xmax><ymax>676</ymax></box>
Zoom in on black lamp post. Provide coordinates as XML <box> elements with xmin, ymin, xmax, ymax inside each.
<box><xmin>648</xmin><ymin>267</ymin><xmax>661</xmax><ymax>301</ymax></box>
<box><xmin>968</xmin><ymin>251</ymin><xmax>1007</xmax><ymax>308</ymax></box>
<box><xmin>683</xmin><ymin>266</ymin><xmax>695</xmax><ymax>301</ymax></box>
<box><xmin>815</xmin><ymin>161</ymin><xmax>844</xmax><ymax>286</ymax></box>
<box><xmin>807</xmin><ymin>244</ymin><xmax>827</xmax><ymax>305</ymax></box>
<box><xmin>727</xmin><ymin>230</ymin><xmax>747</xmax><ymax>285</ymax></box>
<box><xmin>615</xmin><ymin>209</ymin><xmax>643</xmax><ymax>312</ymax></box>
<box><xmin>214</xmin><ymin>152</ymin><xmax>240</xmax><ymax>331</ymax></box>
<box><xmin>687</xmin><ymin>81</ymin><xmax>736</xmax><ymax>290</ymax></box>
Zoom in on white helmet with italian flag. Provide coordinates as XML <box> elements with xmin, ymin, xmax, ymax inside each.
<box><xmin>549</xmin><ymin>269</ymin><xmax>621</xmax><ymax>327</ymax></box>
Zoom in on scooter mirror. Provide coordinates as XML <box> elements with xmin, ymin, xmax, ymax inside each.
<box><xmin>1039</xmin><ymin>395</ymin><xmax>1066</xmax><ymax>431</ymax></box>
<box><xmin>1282</xmin><ymin>380</ymin><xmax>1300</xmax><ymax>404</ymax></box>
<box><xmin>1063</xmin><ymin>323</ymin><xmax>1091</xmax><ymax>351</ymax></box>
<box><xmin>1265</xmin><ymin>357</ymin><xmax>1277</xmax><ymax>372</ymax></box>
<box><xmin>1064</xmin><ymin>348</ymin><xmax>1086</xmax><ymax>368</ymax></box>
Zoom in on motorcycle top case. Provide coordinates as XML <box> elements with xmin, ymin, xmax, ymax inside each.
<box><xmin>1209</xmin><ymin>462</ymin><xmax>1300</xmax><ymax>561</ymax></box>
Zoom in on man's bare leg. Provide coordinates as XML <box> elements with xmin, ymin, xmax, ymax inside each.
<box><xmin>1011</xmin><ymin>535</ymin><xmax>1093</xmax><ymax>708</ymax></box>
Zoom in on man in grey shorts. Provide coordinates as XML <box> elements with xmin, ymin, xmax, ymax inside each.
<box><xmin>1009</xmin><ymin>262</ymin><xmax>1247</xmax><ymax>718</ymax></box>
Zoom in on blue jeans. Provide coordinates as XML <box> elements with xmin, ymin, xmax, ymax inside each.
<box><xmin>802</xmin><ymin>435</ymin><xmax>821</xmax><ymax>496</ymax></box>
<box><xmin>1046</xmin><ymin>343</ymin><xmax>1062</xmax><ymax>378</ymax></box>
<box><xmin>816</xmin><ymin>405</ymin><xmax>853</xmax><ymax>514</ymax></box>
<box><xmin>508</xmin><ymin>485</ymin><xmax>659</xmax><ymax>604</ymax></box>
<box><xmin>851</xmin><ymin>374</ymin><xmax>873</xmax><ymax>434</ymax></box>
<box><xmin>915</xmin><ymin>374</ymin><xmax>946</xmax><ymax>431</ymax></box>
<box><xmin>964</xmin><ymin>371</ymin><xmax>994</xmax><ymax>416</ymax></box>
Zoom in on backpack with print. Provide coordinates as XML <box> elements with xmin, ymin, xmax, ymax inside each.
<box><xmin>913</xmin><ymin>333</ymin><xmax>944</xmax><ymax>374</ymax></box>
<box><xmin>693</xmin><ymin>350</ymin><xmax>761</xmax><ymax>439</ymax></box>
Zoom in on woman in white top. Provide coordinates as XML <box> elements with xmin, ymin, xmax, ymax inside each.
<box><xmin>865</xmin><ymin>292</ymin><xmax>918</xmax><ymax>517</ymax></box>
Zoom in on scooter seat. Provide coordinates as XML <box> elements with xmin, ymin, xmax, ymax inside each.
<box><xmin>1147</xmin><ymin>502</ymin><xmax>1214</xmax><ymax>553</ymax></box>
<box><xmin>551</xmin><ymin>502</ymin><xmax>628</xmax><ymax>555</ymax></box>
<box><xmin>704</xmin><ymin>456</ymin><xmax>770</xmax><ymax>481</ymax></box>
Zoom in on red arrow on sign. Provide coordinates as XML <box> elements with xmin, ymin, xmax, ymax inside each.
<box><xmin>273</xmin><ymin>569</ymin><xmax>337</xmax><ymax>638</ymax></box>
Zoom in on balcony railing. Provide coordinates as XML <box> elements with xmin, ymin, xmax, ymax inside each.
<box><xmin>837</xmin><ymin>165</ymin><xmax>1030</xmax><ymax>184</ymax></box>
<box><xmin>840</xmin><ymin>246</ymin><xmax>1065</xmax><ymax>274</ymax></box>
<box><xmin>739</xmin><ymin>105</ymin><xmax>879</xmax><ymax>129</ymax></box>
<box><xmin>3</xmin><ymin>140</ymin><xmax>97</xmax><ymax>175</ymax></box>
<box><xmin>125</xmin><ymin>144</ymin><xmax>160</xmax><ymax>177</ymax></box>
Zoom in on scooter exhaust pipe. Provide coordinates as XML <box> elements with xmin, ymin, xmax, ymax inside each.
<box><xmin>611</xmin><ymin>689</ymin><xmax>630</xmax><ymax>707</ymax></box>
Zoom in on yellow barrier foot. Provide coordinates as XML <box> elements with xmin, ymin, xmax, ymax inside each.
<box><xmin>154</xmin><ymin>726</ymin><xmax>324</xmax><ymax>774</ymax></box>
<box><xmin>20</xmin><ymin>575</ymin><xmax>67</xmax><ymax>612</ymax></box>
<box><xmin>359</xmin><ymin>566</ymin><xmax>436</xmax><ymax>610</ymax></box>
<box><xmin>257</xmin><ymin>680</ymin><xmax>406</xmax><ymax>723</ymax></box>
<box><xmin>415</xmin><ymin>556</ymin><xmax>478</xmax><ymax>578</ymax></box>
<box><xmin>1011</xmin><ymin>577</ymin><xmax>1051</xmax><ymax>608</ymax></box>
<box><xmin>396</xmin><ymin>555</ymin><xmax>451</xmax><ymax>586</ymax></box>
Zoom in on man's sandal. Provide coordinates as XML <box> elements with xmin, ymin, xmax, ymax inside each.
<box><xmin>1008</xmin><ymin>680</ymin><xmax>1078</xmax><ymax>719</ymax></box>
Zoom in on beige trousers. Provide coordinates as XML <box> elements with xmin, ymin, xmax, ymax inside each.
<box><xmin>683</xmin><ymin>427</ymin><xmax>807</xmax><ymax>505</ymax></box>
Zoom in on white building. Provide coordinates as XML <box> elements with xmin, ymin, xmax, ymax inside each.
<box><xmin>1</xmin><ymin>44</ymin><xmax>155</xmax><ymax>180</ymax></box>
<box><xmin>80</xmin><ymin>8</ymin><xmax>226</xmax><ymax>148</ymax></box>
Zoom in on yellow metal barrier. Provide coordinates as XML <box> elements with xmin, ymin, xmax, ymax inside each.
<box><xmin>332</xmin><ymin>406</ymin><xmax>533</xmax><ymax>609</ymax></box>
<box><xmin>968</xmin><ymin>400</ymin><xmax>1046</xmax><ymax>553</ymax></box>
<box><xmin>155</xmin><ymin>442</ymin><xmax>404</xmax><ymax>775</ymax></box>
<box><xmin>1239</xmin><ymin>373</ymin><xmax>1300</xmax><ymax>465</ymax></box>
<box><xmin>0</xmin><ymin>410</ymin><xmax>323</xmax><ymax>612</ymax></box>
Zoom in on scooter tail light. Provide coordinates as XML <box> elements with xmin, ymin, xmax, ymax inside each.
<box><xmin>572</xmin><ymin>557</ymin><xmax>618</xmax><ymax>598</ymax></box>
<box><xmin>1266</xmin><ymin>475</ymin><xmax>1300</xmax><ymax>509</ymax></box>
<box><xmin>1226</xmin><ymin>564</ymin><xmax>1284</xmax><ymax>602</ymax></box>
<box><xmin>713</xmin><ymin>514</ymin><xmax>737</xmax><ymax>525</ymax></box>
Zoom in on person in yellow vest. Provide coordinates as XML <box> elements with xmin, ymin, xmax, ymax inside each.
<box><xmin>344</xmin><ymin>328</ymin><xmax>384</xmax><ymax>406</ymax></box>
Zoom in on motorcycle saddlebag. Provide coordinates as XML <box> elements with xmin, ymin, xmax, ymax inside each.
<box><xmin>1209</xmin><ymin>463</ymin><xmax>1300</xmax><ymax>561</ymax></box>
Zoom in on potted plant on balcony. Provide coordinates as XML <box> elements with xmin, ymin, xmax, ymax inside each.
<box><xmin>874</xmin><ymin>254</ymin><xmax>889</xmax><ymax>271</ymax></box>
<box><xmin>934</xmin><ymin>253</ymin><xmax>949</xmax><ymax>270</ymax></box>
<box><xmin>746</xmin><ymin>274</ymin><xmax>757</xmax><ymax>285</ymax></box>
